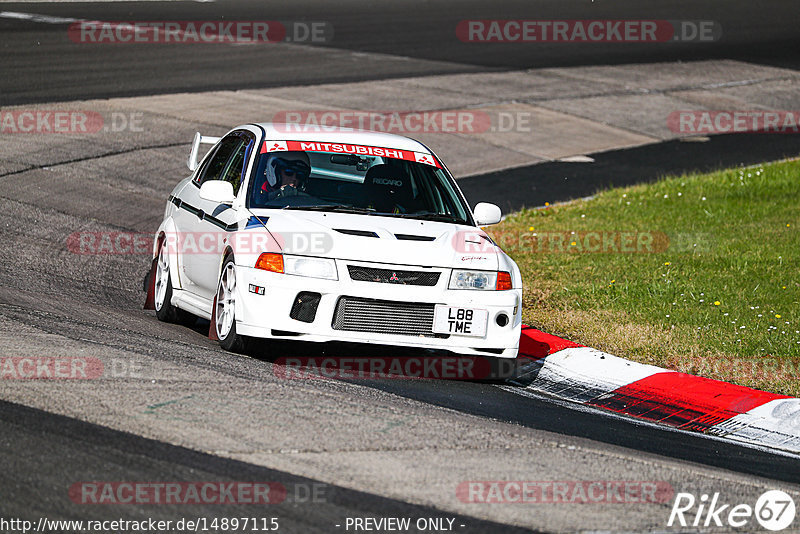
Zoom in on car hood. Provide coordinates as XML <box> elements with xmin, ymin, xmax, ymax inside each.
<box><xmin>249</xmin><ymin>209</ymin><xmax>501</xmax><ymax>270</ymax></box>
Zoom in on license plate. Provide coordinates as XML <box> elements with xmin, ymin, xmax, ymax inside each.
<box><xmin>433</xmin><ymin>305</ymin><xmax>488</xmax><ymax>337</ymax></box>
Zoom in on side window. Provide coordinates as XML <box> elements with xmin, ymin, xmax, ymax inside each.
<box><xmin>195</xmin><ymin>134</ymin><xmax>243</xmax><ymax>185</ymax></box>
<box><xmin>219</xmin><ymin>134</ymin><xmax>254</xmax><ymax>195</ymax></box>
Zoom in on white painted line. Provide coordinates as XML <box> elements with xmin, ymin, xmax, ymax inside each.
<box><xmin>0</xmin><ymin>10</ymin><xmax>80</xmax><ymax>23</ymax></box>
<box><xmin>0</xmin><ymin>10</ymin><xmax>263</xmax><ymax>49</ymax></box>
<box><xmin>558</xmin><ymin>155</ymin><xmax>595</xmax><ymax>163</ymax></box>
<box><xmin>0</xmin><ymin>1</ymin><xmax>213</xmax><ymax>4</ymax></box>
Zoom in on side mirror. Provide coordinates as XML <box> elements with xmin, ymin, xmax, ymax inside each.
<box><xmin>199</xmin><ymin>180</ymin><xmax>235</xmax><ymax>204</ymax></box>
<box><xmin>473</xmin><ymin>202</ymin><xmax>502</xmax><ymax>226</ymax></box>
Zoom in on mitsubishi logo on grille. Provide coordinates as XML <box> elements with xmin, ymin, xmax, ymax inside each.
<box><xmin>349</xmin><ymin>265</ymin><xmax>437</xmax><ymax>285</ymax></box>
<box><xmin>387</xmin><ymin>272</ymin><xmax>419</xmax><ymax>284</ymax></box>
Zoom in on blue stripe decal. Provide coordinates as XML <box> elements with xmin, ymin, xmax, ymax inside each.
<box><xmin>246</xmin><ymin>215</ymin><xmax>268</xmax><ymax>229</ymax></box>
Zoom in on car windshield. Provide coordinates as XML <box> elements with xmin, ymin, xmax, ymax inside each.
<box><xmin>247</xmin><ymin>148</ymin><xmax>472</xmax><ymax>225</ymax></box>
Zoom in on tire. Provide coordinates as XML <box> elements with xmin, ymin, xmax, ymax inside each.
<box><xmin>215</xmin><ymin>256</ymin><xmax>248</xmax><ymax>353</ymax></box>
<box><xmin>154</xmin><ymin>239</ymin><xmax>195</xmax><ymax>325</ymax></box>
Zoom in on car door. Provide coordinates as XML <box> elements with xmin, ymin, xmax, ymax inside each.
<box><xmin>174</xmin><ymin>131</ymin><xmax>254</xmax><ymax>300</ymax></box>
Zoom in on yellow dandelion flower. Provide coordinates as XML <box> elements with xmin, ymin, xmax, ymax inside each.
<box><xmin>776</xmin><ymin>314</ymin><xmax>782</xmax><ymax>318</ymax></box>
<box><xmin>664</xmin><ymin>262</ymin><xmax>670</xmax><ymax>266</ymax></box>
<box><xmin>714</xmin><ymin>301</ymin><xmax>721</xmax><ymax>306</ymax></box>
<box><xmin>545</xmin><ymin>202</ymin><xmax>550</xmax><ymax>207</ymax></box>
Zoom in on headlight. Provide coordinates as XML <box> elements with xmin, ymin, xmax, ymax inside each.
<box><xmin>449</xmin><ymin>269</ymin><xmax>512</xmax><ymax>290</ymax></box>
<box><xmin>284</xmin><ymin>255</ymin><xmax>338</xmax><ymax>280</ymax></box>
<box><xmin>255</xmin><ymin>253</ymin><xmax>338</xmax><ymax>280</ymax></box>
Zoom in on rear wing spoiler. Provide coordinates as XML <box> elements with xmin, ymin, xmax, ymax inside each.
<box><xmin>187</xmin><ymin>132</ymin><xmax>221</xmax><ymax>171</ymax></box>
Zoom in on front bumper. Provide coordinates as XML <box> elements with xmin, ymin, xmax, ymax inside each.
<box><xmin>235</xmin><ymin>260</ymin><xmax>521</xmax><ymax>358</ymax></box>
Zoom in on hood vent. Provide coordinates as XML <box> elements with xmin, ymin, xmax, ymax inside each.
<box><xmin>395</xmin><ymin>233</ymin><xmax>436</xmax><ymax>242</ymax></box>
<box><xmin>335</xmin><ymin>229</ymin><xmax>379</xmax><ymax>238</ymax></box>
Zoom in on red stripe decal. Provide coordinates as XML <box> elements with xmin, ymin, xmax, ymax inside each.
<box><xmin>262</xmin><ymin>140</ymin><xmax>441</xmax><ymax>168</ymax></box>
<box><xmin>589</xmin><ymin>372</ymin><xmax>790</xmax><ymax>431</ymax></box>
<box><xmin>518</xmin><ymin>325</ymin><xmax>583</xmax><ymax>361</ymax></box>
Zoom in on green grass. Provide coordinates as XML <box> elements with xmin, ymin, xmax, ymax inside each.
<box><xmin>492</xmin><ymin>158</ymin><xmax>800</xmax><ymax>396</ymax></box>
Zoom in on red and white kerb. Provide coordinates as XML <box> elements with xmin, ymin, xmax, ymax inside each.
<box><xmin>516</xmin><ymin>327</ymin><xmax>800</xmax><ymax>454</ymax></box>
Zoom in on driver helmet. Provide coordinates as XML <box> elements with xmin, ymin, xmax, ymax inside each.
<box><xmin>263</xmin><ymin>151</ymin><xmax>311</xmax><ymax>192</ymax></box>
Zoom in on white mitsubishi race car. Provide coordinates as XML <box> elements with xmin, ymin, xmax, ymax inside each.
<box><xmin>145</xmin><ymin>124</ymin><xmax>522</xmax><ymax>359</ymax></box>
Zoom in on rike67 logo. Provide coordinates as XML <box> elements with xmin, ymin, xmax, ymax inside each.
<box><xmin>668</xmin><ymin>490</ymin><xmax>796</xmax><ymax>531</ymax></box>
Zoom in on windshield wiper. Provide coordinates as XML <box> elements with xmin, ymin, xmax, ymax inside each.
<box><xmin>283</xmin><ymin>204</ymin><xmax>377</xmax><ymax>214</ymax></box>
<box><xmin>391</xmin><ymin>211</ymin><xmax>466</xmax><ymax>223</ymax></box>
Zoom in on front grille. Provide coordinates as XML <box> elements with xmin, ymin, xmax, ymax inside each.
<box><xmin>347</xmin><ymin>266</ymin><xmax>440</xmax><ymax>286</ymax></box>
<box><xmin>332</xmin><ymin>297</ymin><xmax>446</xmax><ymax>337</ymax></box>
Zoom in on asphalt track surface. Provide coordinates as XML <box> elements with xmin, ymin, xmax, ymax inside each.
<box><xmin>0</xmin><ymin>401</ymin><xmax>535</xmax><ymax>533</ymax></box>
<box><xmin>0</xmin><ymin>0</ymin><xmax>798</xmax><ymax>104</ymax></box>
<box><xmin>459</xmin><ymin>132</ymin><xmax>800</xmax><ymax>212</ymax></box>
<box><xmin>2</xmin><ymin>1</ymin><xmax>800</xmax><ymax>532</ymax></box>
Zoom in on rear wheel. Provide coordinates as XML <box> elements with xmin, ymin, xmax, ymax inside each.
<box><xmin>216</xmin><ymin>256</ymin><xmax>248</xmax><ymax>352</ymax></box>
<box><xmin>154</xmin><ymin>239</ymin><xmax>195</xmax><ymax>325</ymax></box>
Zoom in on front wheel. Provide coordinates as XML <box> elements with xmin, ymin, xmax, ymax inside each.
<box><xmin>215</xmin><ymin>256</ymin><xmax>248</xmax><ymax>352</ymax></box>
